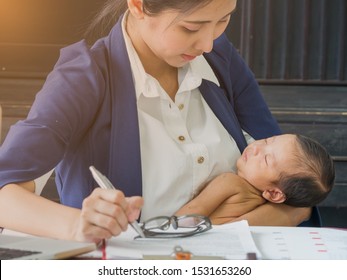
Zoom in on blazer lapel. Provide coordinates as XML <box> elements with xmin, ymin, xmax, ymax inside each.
<box><xmin>107</xmin><ymin>21</ymin><xmax>143</xmax><ymax>197</ymax></box>
<box><xmin>199</xmin><ymin>79</ymin><xmax>248</xmax><ymax>152</ymax></box>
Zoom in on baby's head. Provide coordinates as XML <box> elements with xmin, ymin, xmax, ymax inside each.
<box><xmin>236</xmin><ymin>134</ymin><xmax>335</xmax><ymax>207</ymax></box>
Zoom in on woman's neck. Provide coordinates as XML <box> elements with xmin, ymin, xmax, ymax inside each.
<box><xmin>126</xmin><ymin>14</ymin><xmax>178</xmax><ymax>99</ymax></box>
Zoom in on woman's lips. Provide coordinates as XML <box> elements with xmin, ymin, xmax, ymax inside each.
<box><xmin>182</xmin><ymin>54</ymin><xmax>197</xmax><ymax>61</ymax></box>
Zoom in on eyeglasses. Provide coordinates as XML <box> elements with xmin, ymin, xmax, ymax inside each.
<box><xmin>138</xmin><ymin>214</ymin><xmax>212</xmax><ymax>238</ymax></box>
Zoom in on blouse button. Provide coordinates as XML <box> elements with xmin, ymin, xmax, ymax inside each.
<box><xmin>178</xmin><ymin>104</ymin><xmax>184</xmax><ymax>110</ymax></box>
<box><xmin>197</xmin><ymin>156</ymin><xmax>205</xmax><ymax>164</ymax></box>
<box><xmin>178</xmin><ymin>136</ymin><xmax>185</xmax><ymax>142</ymax></box>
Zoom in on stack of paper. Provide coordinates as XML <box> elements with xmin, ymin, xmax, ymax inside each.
<box><xmin>251</xmin><ymin>226</ymin><xmax>347</xmax><ymax>259</ymax></box>
<box><xmin>83</xmin><ymin>220</ymin><xmax>261</xmax><ymax>260</ymax></box>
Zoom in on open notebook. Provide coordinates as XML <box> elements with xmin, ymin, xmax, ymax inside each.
<box><xmin>0</xmin><ymin>234</ymin><xmax>96</xmax><ymax>260</ymax></box>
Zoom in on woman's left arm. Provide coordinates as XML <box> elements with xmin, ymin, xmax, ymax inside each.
<box><xmin>235</xmin><ymin>203</ymin><xmax>312</xmax><ymax>226</ymax></box>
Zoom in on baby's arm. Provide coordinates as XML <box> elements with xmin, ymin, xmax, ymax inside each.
<box><xmin>209</xmin><ymin>188</ymin><xmax>265</xmax><ymax>224</ymax></box>
<box><xmin>175</xmin><ymin>173</ymin><xmax>241</xmax><ymax>217</ymax></box>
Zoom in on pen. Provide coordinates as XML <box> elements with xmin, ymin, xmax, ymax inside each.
<box><xmin>89</xmin><ymin>166</ymin><xmax>146</xmax><ymax>238</ymax></box>
<box><xmin>101</xmin><ymin>239</ymin><xmax>107</xmax><ymax>260</ymax></box>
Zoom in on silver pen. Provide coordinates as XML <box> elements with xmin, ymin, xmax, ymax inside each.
<box><xmin>89</xmin><ymin>166</ymin><xmax>145</xmax><ymax>238</ymax></box>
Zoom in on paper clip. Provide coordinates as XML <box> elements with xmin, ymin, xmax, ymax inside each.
<box><xmin>143</xmin><ymin>246</ymin><xmax>224</xmax><ymax>260</ymax></box>
<box><xmin>172</xmin><ymin>246</ymin><xmax>192</xmax><ymax>260</ymax></box>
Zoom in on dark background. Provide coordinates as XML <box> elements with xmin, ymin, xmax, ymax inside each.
<box><xmin>0</xmin><ymin>0</ymin><xmax>346</xmax><ymax>227</ymax></box>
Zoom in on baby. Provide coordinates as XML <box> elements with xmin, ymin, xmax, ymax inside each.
<box><xmin>176</xmin><ymin>134</ymin><xmax>335</xmax><ymax>224</ymax></box>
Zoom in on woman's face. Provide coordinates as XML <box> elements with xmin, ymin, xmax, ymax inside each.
<box><xmin>130</xmin><ymin>0</ymin><xmax>237</xmax><ymax>68</ymax></box>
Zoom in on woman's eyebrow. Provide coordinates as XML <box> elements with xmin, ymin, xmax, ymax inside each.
<box><xmin>183</xmin><ymin>10</ymin><xmax>235</xmax><ymax>24</ymax></box>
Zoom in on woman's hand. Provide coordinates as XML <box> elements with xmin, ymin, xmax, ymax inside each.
<box><xmin>73</xmin><ymin>188</ymin><xmax>143</xmax><ymax>243</ymax></box>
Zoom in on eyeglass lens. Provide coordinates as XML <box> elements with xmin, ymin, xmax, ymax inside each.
<box><xmin>142</xmin><ymin>215</ymin><xmax>210</xmax><ymax>231</ymax></box>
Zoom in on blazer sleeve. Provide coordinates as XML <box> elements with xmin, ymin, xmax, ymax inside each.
<box><xmin>0</xmin><ymin>40</ymin><xmax>106</xmax><ymax>187</ymax></box>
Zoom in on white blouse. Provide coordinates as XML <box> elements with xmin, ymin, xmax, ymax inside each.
<box><xmin>122</xmin><ymin>14</ymin><xmax>249</xmax><ymax>221</ymax></box>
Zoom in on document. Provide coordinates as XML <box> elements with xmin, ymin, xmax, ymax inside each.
<box><xmin>84</xmin><ymin>220</ymin><xmax>261</xmax><ymax>260</ymax></box>
<box><xmin>251</xmin><ymin>226</ymin><xmax>347</xmax><ymax>259</ymax></box>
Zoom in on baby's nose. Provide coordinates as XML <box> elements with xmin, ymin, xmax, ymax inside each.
<box><xmin>249</xmin><ymin>143</ymin><xmax>262</xmax><ymax>156</ymax></box>
<box><xmin>252</xmin><ymin>145</ymin><xmax>259</xmax><ymax>156</ymax></box>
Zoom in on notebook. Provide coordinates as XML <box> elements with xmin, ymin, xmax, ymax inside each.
<box><xmin>0</xmin><ymin>234</ymin><xmax>96</xmax><ymax>260</ymax></box>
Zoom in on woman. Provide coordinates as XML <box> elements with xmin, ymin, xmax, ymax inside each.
<box><xmin>0</xmin><ymin>0</ymin><xmax>311</xmax><ymax>243</ymax></box>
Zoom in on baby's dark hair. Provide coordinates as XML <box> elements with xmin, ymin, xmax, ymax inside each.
<box><xmin>277</xmin><ymin>134</ymin><xmax>335</xmax><ymax>207</ymax></box>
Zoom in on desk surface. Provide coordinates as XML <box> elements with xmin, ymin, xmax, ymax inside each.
<box><xmin>3</xmin><ymin>223</ymin><xmax>347</xmax><ymax>260</ymax></box>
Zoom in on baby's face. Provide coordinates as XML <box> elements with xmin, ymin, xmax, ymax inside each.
<box><xmin>236</xmin><ymin>134</ymin><xmax>298</xmax><ymax>191</ymax></box>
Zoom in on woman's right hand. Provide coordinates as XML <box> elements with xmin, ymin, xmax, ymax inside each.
<box><xmin>73</xmin><ymin>188</ymin><xmax>143</xmax><ymax>243</ymax></box>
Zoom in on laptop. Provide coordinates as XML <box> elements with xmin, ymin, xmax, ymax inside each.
<box><xmin>0</xmin><ymin>234</ymin><xmax>96</xmax><ymax>260</ymax></box>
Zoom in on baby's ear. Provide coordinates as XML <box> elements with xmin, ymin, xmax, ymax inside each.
<box><xmin>262</xmin><ymin>188</ymin><xmax>286</xmax><ymax>203</ymax></box>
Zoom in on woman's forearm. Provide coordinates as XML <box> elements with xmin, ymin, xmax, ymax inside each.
<box><xmin>0</xmin><ymin>184</ymin><xmax>80</xmax><ymax>240</ymax></box>
<box><xmin>236</xmin><ymin>203</ymin><xmax>312</xmax><ymax>226</ymax></box>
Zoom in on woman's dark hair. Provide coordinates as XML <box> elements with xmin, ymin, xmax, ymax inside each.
<box><xmin>85</xmin><ymin>0</ymin><xmax>213</xmax><ymax>43</ymax></box>
<box><xmin>277</xmin><ymin>134</ymin><xmax>335</xmax><ymax>207</ymax></box>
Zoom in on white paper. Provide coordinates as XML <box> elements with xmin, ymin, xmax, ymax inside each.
<box><xmin>83</xmin><ymin>220</ymin><xmax>261</xmax><ymax>260</ymax></box>
<box><xmin>251</xmin><ymin>226</ymin><xmax>347</xmax><ymax>260</ymax></box>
